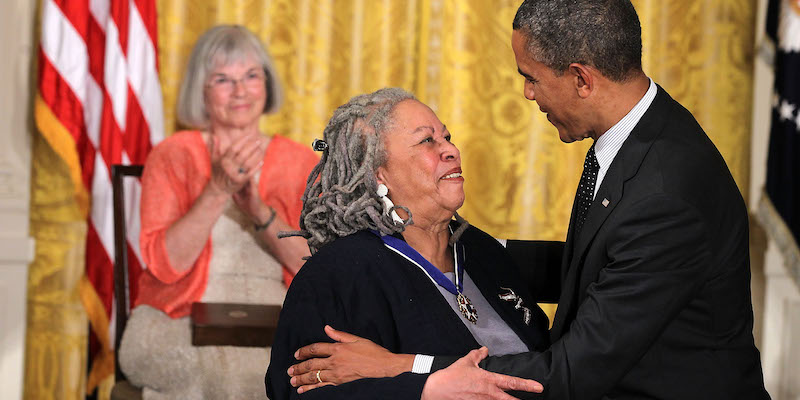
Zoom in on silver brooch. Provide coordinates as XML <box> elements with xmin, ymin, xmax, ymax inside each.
<box><xmin>499</xmin><ymin>287</ymin><xmax>532</xmax><ymax>325</ymax></box>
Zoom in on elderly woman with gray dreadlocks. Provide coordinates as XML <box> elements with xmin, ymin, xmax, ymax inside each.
<box><xmin>266</xmin><ymin>88</ymin><xmax>552</xmax><ymax>399</ymax></box>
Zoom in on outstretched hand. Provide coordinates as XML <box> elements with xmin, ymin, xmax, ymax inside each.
<box><xmin>287</xmin><ymin>325</ymin><xmax>414</xmax><ymax>394</ymax></box>
<box><xmin>421</xmin><ymin>347</ymin><xmax>544</xmax><ymax>400</ymax></box>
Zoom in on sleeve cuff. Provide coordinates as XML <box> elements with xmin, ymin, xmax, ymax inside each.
<box><xmin>412</xmin><ymin>354</ymin><xmax>434</xmax><ymax>374</ymax></box>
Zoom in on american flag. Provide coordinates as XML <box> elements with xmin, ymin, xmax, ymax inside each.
<box><xmin>761</xmin><ymin>0</ymin><xmax>800</xmax><ymax>284</ymax></box>
<box><xmin>36</xmin><ymin>0</ymin><xmax>163</xmax><ymax>392</ymax></box>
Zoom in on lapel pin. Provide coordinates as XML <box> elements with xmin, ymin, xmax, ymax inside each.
<box><xmin>499</xmin><ymin>287</ymin><xmax>532</xmax><ymax>325</ymax></box>
<box><xmin>602</xmin><ymin>198</ymin><xmax>610</xmax><ymax>207</ymax></box>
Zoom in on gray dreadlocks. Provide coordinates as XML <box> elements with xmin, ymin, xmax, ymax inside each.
<box><xmin>281</xmin><ymin>87</ymin><xmax>469</xmax><ymax>254</ymax></box>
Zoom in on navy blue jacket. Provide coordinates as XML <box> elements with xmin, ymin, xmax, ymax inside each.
<box><xmin>266</xmin><ymin>225</ymin><xmax>550</xmax><ymax>399</ymax></box>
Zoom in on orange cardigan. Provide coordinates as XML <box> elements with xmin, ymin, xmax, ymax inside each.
<box><xmin>137</xmin><ymin>131</ymin><xmax>318</xmax><ymax>318</ymax></box>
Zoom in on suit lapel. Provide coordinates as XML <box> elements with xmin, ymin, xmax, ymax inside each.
<box><xmin>550</xmin><ymin>171</ymin><xmax>624</xmax><ymax>337</ymax></box>
<box><xmin>551</xmin><ymin>86</ymin><xmax>673</xmax><ymax>340</ymax></box>
<box><xmin>551</xmin><ymin>201</ymin><xmax>580</xmax><ymax>338</ymax></box>
<box><xmin>571</xmin><ymin>166</ymin><xmax>624</xmax><ymax>269</ymax></box>
<box><xmin>561</xmin><ymin>195</ymin><xmax>581</xmax><ymax>281</ymax></box>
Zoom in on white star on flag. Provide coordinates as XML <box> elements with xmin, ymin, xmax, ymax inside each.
<box><xmin>795</xmin><ymin>109</ymin><xmax>800</xmax><ymax>132</ymax></box>
<box><xmin>778</xmin><ymin>0</ymin><xmax>800</xmax><ymax>52</ymax></box>
<box><xmin>778</xmin><ymin>99</ymin><xmax>796</xmax><ymax>122</ymax></box>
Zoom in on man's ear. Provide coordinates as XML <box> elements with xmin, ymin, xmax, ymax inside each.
<box><xmin>569</xmin><ymin>63</ymin><xmax>594</xmax><ymax>99</ymax></box>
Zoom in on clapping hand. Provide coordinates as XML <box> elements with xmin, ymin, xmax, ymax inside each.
<box><xmin>232</xmin><ymin>177</ymin><xmax>269</xmax><ymax>223</ymax></box>
<box><xmin>207</xmin><ymin>133</ymin><xmax>265</xmax><ymax>196</ymax></box>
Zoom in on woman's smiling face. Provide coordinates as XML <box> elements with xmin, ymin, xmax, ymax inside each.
<box><xmin>204</xmin><ymin>56</ymin><xmax>267</xmax><ymax>131</ymax></box>
<box><xmin>377</xmin><ymin>99</ymin><xmax>465</xmax><ymax>224</ymax></box>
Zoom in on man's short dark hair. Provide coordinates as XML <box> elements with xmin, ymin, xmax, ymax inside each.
<box><xmin>512</xmin><ymin>0</ymin><xmax>642</xmax><ymax>82</ymax></box>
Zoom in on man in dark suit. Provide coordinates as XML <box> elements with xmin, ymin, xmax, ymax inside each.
<box><xmin>420</xmin><ymin>0</ymin><xmax>769</xmax><ymax>398</ymax></box>
<box><xmin>286</xmin><ymin>1</ymin><xmax>769</xmax><ymax>398</ymax></box>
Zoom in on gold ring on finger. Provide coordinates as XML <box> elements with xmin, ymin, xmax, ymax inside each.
<box><xmin>316</xmin><ymin>370</ymin><xmax>322</xmax><ymax>384</ymax></box>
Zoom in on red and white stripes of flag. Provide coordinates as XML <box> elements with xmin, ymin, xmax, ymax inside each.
<box><xmin>36</xmin><ymin>0</ymin><xmax>163</xmax><ymax>392</ymax></box>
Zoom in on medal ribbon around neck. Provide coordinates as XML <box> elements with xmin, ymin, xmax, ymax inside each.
<box><xmin>370</xmin><ymin>230</ymin><xmax>478</xmax><ymax>323</ymax></box>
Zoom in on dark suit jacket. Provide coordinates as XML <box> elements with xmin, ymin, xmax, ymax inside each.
<box><xmin>266</xmin><ymin>225</ymin><xmax>551</xmax><ymax>399</ymax></box>
<box><xmin>435</xmin><ymin>86</ymin><xmax>769</xmax><ymax>399</ymax></box>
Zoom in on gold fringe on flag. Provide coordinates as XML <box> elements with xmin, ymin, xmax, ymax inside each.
<box><xmin>78</xmin><ymin>276</ymin><xmax>115</xmax><ymax>393</ymax></box>
<box><xmin>34</xmin><ymin>93</ymin><xmax>112</xmax><ymax>394</ymax></box>
<box><xmin>34</xmin><ymin>94</ymin><xmax>89</xmax><ymax>218</ymax></box>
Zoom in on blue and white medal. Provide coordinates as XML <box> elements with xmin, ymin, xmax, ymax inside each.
<box><xmin>456</xmin><ymin>293</ymin><xmax>478</xmax><ymax>324</ymax></box>
<box><xmin>374</xmin><ymin>231</ymin><xmax>478</xmax><ymax>324</ymax></box>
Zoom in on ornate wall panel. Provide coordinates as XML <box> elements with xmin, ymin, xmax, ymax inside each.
<box><xmin>157</xmin><ymin>0</ymin><xmax>423</xmax><ymax>143</ymax></box>
<box><xmin>156</xmin><ymin>0</ymin><xmax>755</xmax><ymax>241</ymax></box>
<box><xmin>418</xmin><ymin>0</ymin><xmax>587</xmax><ymax>240</ymax></box>
<box><xmin>635</xmin><ymin>0</ymin><xmax>756</xmax><ymax>200</ymax></box>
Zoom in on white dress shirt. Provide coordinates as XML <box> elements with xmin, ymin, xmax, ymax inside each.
<box><xmin>592</xmin><ymin>78</ymin><xmax>657</xmax><ymax>199</ymax></box>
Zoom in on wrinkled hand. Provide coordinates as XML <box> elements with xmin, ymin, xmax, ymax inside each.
<box><xmin>208</xmin><ymin>133</ymin><xmax>265</xmax><ymax>195</ymax></box>
<box><xmin>421</xmin><ymin>347</ymin><xmax>543</xmax><ymax>400</ymax></box>
<box><xmin>288</xmin><ymin>325</ymin><xmax>414</xmax><ymax>394</ymax></box>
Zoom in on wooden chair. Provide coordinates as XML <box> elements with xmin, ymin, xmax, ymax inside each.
<box><xmin>109</xmin><ymin>164</ymin><xmax>282</xmax><ymax>400</ymax></box>
<box><xmin>110</xmin><ymin>164</ymin><xmax>144</xmax><ymax>400</ymax></box>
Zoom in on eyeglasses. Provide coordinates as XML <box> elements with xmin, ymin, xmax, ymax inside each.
<box><xmin>206</xmin><ymin>69</ymin><xmax>267</xmax><ymax>94</ymax></box>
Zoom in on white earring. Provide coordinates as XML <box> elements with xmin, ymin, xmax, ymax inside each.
<box><xmin>377</xmin><ymin>184</ymin><xmax>404</xmax><ymax>224</ymax></box>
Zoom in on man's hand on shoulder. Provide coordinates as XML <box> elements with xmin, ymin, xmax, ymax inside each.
<box><xmin>421</xmin><ymin>347</ymin><xmax>544</xmax><ymax>400</ymax></box>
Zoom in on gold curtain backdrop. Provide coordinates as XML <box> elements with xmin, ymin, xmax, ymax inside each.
<box><xmin>25</xmin><ymin>1</ymin><xmax>756</xmax><ymax>399</ymax></box>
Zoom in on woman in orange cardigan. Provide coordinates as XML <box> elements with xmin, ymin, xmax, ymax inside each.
<box><xmin>119</xmin><ymin>25</ymin><xmax>317</xmax><ymax>399</ymax></box>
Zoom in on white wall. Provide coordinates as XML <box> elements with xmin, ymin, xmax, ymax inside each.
<box><xmin>750</xmin><ymin>0</ymin><xmax>800</xmax><ymax>399</ymax></box>
<box><xmin>0</xmin><ymin>0</ymin><xmax>37</xmax><ymax>399</ymax></box>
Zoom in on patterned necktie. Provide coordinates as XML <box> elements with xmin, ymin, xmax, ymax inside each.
<box><xmin>574</xmin><ymin>145</ymin><xmax>599</xmax><ymax>236</ymax></box>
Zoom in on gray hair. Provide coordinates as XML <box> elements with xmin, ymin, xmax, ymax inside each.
<box><xmin>282</xmin><ymin>88</ymin><xmax>469</xmax><ymax>254</ymax></box>
<box><xmin>176</xmin><ymin>25</ymin><xmax>284</xmax><ymax>129</ymax></box>
<box><xmin>512</xmin><ymin>0</ymin><xmax>642</xmax><ymax>82</ymax></box>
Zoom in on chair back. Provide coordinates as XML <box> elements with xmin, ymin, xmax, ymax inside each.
<box><xmin>111</xmin><ymin>164</ymin><xmax>144</xmax><ymax>382</ymax></box>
